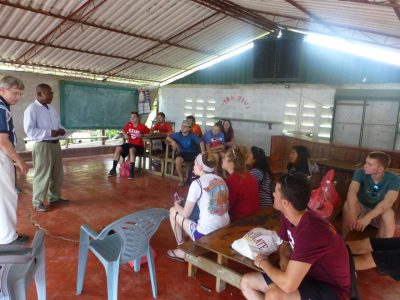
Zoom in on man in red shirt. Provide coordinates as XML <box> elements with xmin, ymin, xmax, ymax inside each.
<box><xmin>150</xmin><ymin>112</ymin><xmax>173</xmax><ymax>134</ymax></box>
<box><xmin>241</xmin><ymin>173</ymin><xmax>350</xmax><ymax>300</ymax></box>
<box><xmin>108</xmin><ymin>111</ymin><xmax>149</xmax><ymax>179</ymax></box>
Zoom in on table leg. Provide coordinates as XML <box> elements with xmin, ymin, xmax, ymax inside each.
<box><xmin>188</xmin><ymin>262</ymin><xmax>197</xmax><ymax>277</ymax></box>
<box><xmin>216</xmin><ymin>254</ymin><xmax>227</xmax><ymax>292</ymax></box>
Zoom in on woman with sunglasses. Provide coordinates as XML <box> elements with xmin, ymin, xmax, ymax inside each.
<box><xmin>167</xmin><ymin>152</ymin><xmax>230</xmax><ymax>262</ymax></box>
<box><xmin>246</xmin><ymin>146</ymin><xmax>273</xmax><ymax>207</ymax></box>
<box><xmin>222</xmin><ymin>145</ymin><xmax>260</xmax><ymax>221</ymax></box>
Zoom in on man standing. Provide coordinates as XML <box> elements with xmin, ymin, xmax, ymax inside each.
<box><xmin>0</xmin><ymin>76</ymin><xmax>29</xmax><ymax>244</ymax></box>
<box><xmin>342</xmin><ymin>151</ymin><xmax>399</xmax><ymax>238</ymax></box>
<box><xmin>240</xmin><ymin>173</ymin><xmax>350</xmax><ymax>300</ymax></box>
<box><xmin>108</xmin><ymin>111</ymin><xmax>150</xmax><ymax>179</ymax></box>
<box><xmin>24</xmin><ymin>83</ymin><xmax>68</xmax><ymax>212</ymax></box>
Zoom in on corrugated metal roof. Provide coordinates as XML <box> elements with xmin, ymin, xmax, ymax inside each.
<box><xmin>0</xmin><ymin>0</ymin><xmax>399</xmax><ymax>86</ymax></box>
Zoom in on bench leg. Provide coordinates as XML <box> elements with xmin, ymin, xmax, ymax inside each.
<box><xmin>188</xmin><ymin>262</ymin><xmax>197</xmax><ymax>277</ymax></box>
<box><xmin>216</xmin><ymin>254</ymin><xmax>227</xmax><ymax>292</ymax></box>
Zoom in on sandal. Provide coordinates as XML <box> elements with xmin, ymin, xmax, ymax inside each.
<box><xmin>178</xmin><ymin>180</ymin><xmax>185</xmax><ymax>187</ymax></box>
<box><xmin>166</xmin><ymin>249</ymin><xmax>185</xmax><ymax>262</ymax></box>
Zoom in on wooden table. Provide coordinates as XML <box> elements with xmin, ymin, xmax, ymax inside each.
<box><xmin>141</xmin><ymin>133</ymin><xmax>168</xmax><ymax>175</ymax></box>
<box><xmin>180</xmin><ymin>207</ymin><xmax>280</xmax><ymax>292</ymax></box>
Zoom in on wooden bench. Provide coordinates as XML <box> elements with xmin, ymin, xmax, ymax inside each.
<box><xmin>180</xmin><ymin>208</ymin><xmax>280</xmax><ymax>292</ymax></box>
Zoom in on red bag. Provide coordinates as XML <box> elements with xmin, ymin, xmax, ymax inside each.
<box><xmin>308</xmin><ymin>169</ymin><xmax>341</xmax><ymax>219</ymax></box>
<box><xmin>119</xmin><ymin>161</ymin><xmax>130</xmax><ymax>177</ymax></box>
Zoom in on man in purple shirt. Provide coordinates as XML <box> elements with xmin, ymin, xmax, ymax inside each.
<box><xmin>241</xmin><ymin>173</ymin><xmax>350</xmax><ymax>300</ymax></box>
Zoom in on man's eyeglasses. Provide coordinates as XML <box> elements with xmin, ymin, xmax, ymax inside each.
<box><xmin>6</xmin><ymin>88</ymin><xmax>24</xmax><ymax>97</ymax></box>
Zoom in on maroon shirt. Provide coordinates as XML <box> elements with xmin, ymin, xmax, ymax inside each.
<box><xmin>279</xmin><ymin>210</ymin><xmax>350</xmax><ymax>300</ymax></box>
<box><xmin>225</xmin><ymin>172</ymin><xmax>260</xmax><ymax>221</ymax></box>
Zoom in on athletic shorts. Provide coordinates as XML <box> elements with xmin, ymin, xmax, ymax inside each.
<box><xmin>358</xmin><ymin>204</ymin><xmax>380</xmax><ymax>228</ymax></box>
<box><xmin>120</xmin><ymin>143</ymin><xmax>144</xmax><ymax>158</ymax></box>
<box><xmin>188</xmin><ymin>220</ymin><xmax>205</xmax><ymax>241</ymax></box>
<box><xmin>262</xmin><ymin>274</ymin><xmax>339</xmax><ymax>300</ymax></box>
<box><xmin>371</xmin><ymin>237</ymin><xmax>400</xmax><ymax>281</ymax></box>
<box><xmin>177</xmin><ymin>152</ymin><xmax>197</xmax><ymax>162</ymax></box>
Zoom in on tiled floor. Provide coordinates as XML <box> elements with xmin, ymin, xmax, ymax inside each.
<box><xmin>13</xmin><ymin>155</ymin><xmax>400</xmax><ymax>299</ymax></box>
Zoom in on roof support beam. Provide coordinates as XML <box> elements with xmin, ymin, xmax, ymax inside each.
<box><xmin>0</xmin><ymin>59</ymin><xmax>161</xmax><ymax>84</ymax></box>
<box><xmin>0</xmin><ymin>0</ymin><xmax>212</xmax><ymax>56</ymax></box>
<box><xmin>16</xmin><ymin>0</ymin><xmax>107</xmax><ymax>64</ymax></box>
<box><xmin>191</xmin><ymin>0</ymin><xmax>280</xmax><ymax>31</ymax></box>
<box><xmin>0</xmin><ymin>34</ymin><xmax>184</xmax><ymax>70</ymax></box>
<box><xmin>284</xmin><ymin>0</ymin><xmax>339</xmax><ymax>35</ymax></box>
<box><xmin>389</xmin><ymin>0</ymin><xmax>400</xmax><ymax>20</ymax></box>
<box><xmin>338</xmin><ymin>0</ymin><xmax>400</xmax><ymax>8</ymax></box>
<box><xmin>104</xmin><ymin>12</ymin><xmax>226</xmax><ymax>77</ymax></box>
<box><xmin>252</xmin><ymin>8</ymin><xmax>400</xmax><ymax>42</ymax></box>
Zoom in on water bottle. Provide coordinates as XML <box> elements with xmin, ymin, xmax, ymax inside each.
<box><xmin>322</xmin><ymin>180</ymin><xmax>331</xmax><ymax>201</ymax></box>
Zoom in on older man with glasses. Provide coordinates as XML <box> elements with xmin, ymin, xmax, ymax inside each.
<box><xmin>0</xmin><ymin>75</ymin><xmax>29</xmax><ymax>244</ymax></box>
<box><xmin>166</xmin><ymin>120</ymin><xmax>205</xmax><ymax>186</ymax></box>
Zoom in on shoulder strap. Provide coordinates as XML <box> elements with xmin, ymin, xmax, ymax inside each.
<box><xmin>195</xmin><ymin>179</ymin><xmax>202</xmax><ymax>202</ymax></box>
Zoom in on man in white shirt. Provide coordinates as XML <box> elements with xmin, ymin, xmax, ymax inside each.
<box><xmin>24</xmin><ymin>84</ymin><xmax>69</xmax><ymax>212</ymax></box>
<box><xmin>0</xmin><ymin>75</ymin><xmax>29</xmax><ymax>244</ymax></box>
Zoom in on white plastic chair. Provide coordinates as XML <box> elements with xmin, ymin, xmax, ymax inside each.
<box><xmin>0</xmin><ymin>230</ymin><xmax>46</xmax><ymax>300</ymax></box>
<box><xmin>76</xmin><ymin>208</ymin><xmax>168</xmax><ymax>300</ymax></box>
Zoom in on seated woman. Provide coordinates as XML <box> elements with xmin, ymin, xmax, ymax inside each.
<box><xmin>167</xmin><ymin>152</ymin><xmax>230</xmax><ymax>262</ymax></box>
<box><xmin>222</xmin><ymin>145</ymin><xmax>260</xmax><ymax>222</ymax></box>
<box><xmin>246</xmin><ymin>146</ymin><xmax>273</xmax><ymax>207</ymax></box>
<box><xmin>287</xmin><ymin>145</ymin><xmax>319</xmax><ymax>177</ymax></box>
<box><xmin>221</xmin><ymin>119</ymin><xmax>235</xmax><ymax>149</ymax></box>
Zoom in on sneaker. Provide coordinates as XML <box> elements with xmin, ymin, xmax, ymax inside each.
<box><xmin>108</xmin><ymin>169</ymin><xmax>117</xmax><ymax>177</ymax></box>
<box><xmin>33</xmin><ymin>203</ymin><xmax>48</xmax><ymax>212</ymax></box>
<box><xmin>9</xmin><ymin>235</ymin><xmax>29</xmax><ymax>245</ymax></box>
<box><xmin>49</xmin><ymin>198</ymin><xmax>70</xmax><ymax>205</ymax></box>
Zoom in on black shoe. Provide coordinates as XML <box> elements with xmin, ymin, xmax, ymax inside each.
<box><xmin>33</xmin><ymin>203</ymin><xmax>48</xmax><ymax>212</ymax></box>
<box><xmin>50</xmin><ymin>198</ymin><xmax>70</xmax><ymax>205</ymax></box>
<box><xmin>108</xmin><ymin>169</ymin><xmax>117</xmax><ymax>177</ymax></box>
<box><xmin>9</xmin><ymin>235</ymin><xmax>29</xmax><ymax>245</ymax></box>
<box><xmin>128</xmin><ymin>174</ymin><xmax>134</xmax><ymax>180</ymax></box>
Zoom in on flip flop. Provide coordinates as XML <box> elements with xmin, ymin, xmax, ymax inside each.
<box><xmin>166</xmin><ymin>249</ymin><xmax>185</xmax><ymax>262</ymax></box>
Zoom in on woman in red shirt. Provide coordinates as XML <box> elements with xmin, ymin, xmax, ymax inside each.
<box><xmin>222</xmin><ymin>145</ymin><xmax>260</xmax><ymax>221</ymax></box>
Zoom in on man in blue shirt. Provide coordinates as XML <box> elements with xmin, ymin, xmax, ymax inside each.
<box><xmin>342</xmin><ymin>151</ymin><xmax>400</xmax><ymax>238</ymax></box>
<box><xmin>166</xmin><ymin>120</ymin><xmax>205</xmax><ymax>186</ymax></box>
<box><xmin>0</xmin><ymin>76</ymin><xmax>29</xmax><ymax>244</ymax></box>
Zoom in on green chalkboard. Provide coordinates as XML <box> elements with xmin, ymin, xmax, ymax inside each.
<box><xmin>60</xmin><ymin>81</ymin><xmax>138</xmax><ymax>129</ymax></box>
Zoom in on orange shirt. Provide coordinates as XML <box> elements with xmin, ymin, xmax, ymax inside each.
<box><xmin>191</xmin><ymin>123</ymin><xmax>203</xmax><ymax>137</ymax></box>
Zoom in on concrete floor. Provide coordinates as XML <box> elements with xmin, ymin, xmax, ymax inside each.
<box><xmin>13</xmin><ymin>155</ymin><xmax>400</xmax><ymax>300</ymax></box>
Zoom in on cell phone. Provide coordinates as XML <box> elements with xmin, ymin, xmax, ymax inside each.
<box><xmin>174</xmin><ymin>192</ymin><xmax>184</xmax><ymax>202</ymax></box>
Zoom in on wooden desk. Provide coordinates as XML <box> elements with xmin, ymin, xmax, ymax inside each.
<box><xmin>180</xmin><ymin>207</ymin><xmax>280</xmax><ymax>292</ymax></box>
<box><xmin>141</xmin><ymin>133</ymin><xmax>168</xmax><ymax>176</ymax></box>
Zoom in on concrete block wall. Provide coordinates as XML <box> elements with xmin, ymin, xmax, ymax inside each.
<box><xmin>159</xmin><ymin>83</ymin><xmax>400</xmax><ymax>155</ymax></box>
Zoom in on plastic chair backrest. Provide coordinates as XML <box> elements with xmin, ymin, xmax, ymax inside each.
<box><xmin>97</xmin><ymin>208</ymin><xmax>168</xmax><ymax>264</ymax></box>
<box><xmin>0</xmin><ymin>230</ymin><xmax>45</xmax><ymax>300</ymax></box>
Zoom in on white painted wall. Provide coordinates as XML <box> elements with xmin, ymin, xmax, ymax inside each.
<box><xmin>159</xmin><ymin>83</ymin><xmax>400</xmax><ymax>155</ymax></box>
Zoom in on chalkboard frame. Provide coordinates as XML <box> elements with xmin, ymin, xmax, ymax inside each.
<box><xmin>60</xmin><ymin>80</ymin><xmax>138</xmax><ymax>129</ymax></box>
